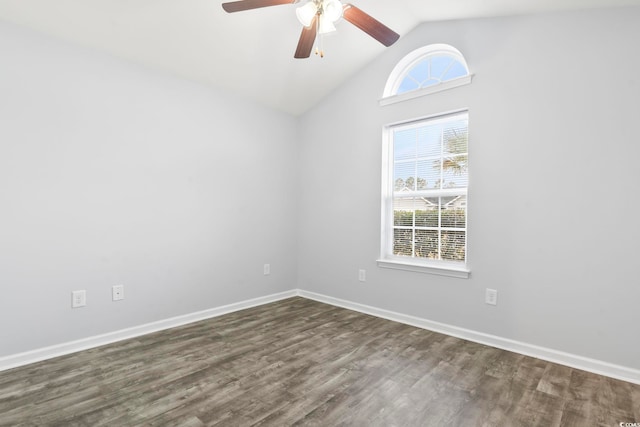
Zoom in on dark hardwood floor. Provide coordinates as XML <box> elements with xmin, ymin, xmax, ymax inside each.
<box><xmin>1</xmin><ymin>297</ymin><xmax>638</xmax><ymax>426</ymax></box>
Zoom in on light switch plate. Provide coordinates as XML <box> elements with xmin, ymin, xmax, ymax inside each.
<box><xmin>72</xmin><ymin>290</ymin><xmax>86</xmax><ymax>308</ymax></box>
<box><xmin>485</xmin><ymin>288</ymin><xmax>498</xmax><ymax>305</ymax></box>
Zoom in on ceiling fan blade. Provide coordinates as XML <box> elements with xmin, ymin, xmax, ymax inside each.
<box><xmin>294</xmin><ymin>15</ymin><xmax>318</xmax><ymax>59</ymax></box>
<box><xmin>342</xmin><ymin>4</ymin><xmax>400</xmax><ymax>47</ymax></box>
<box><xmin>222</xmin><ymin>0</ymin><xmax>296</xmax><ymax>13</ymax></box>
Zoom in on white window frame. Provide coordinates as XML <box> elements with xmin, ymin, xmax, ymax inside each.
<box><xmin>380</xmin><ymin>44</ymin><xmax>473</xmax><ymax>107</ymax></box>
<box><xmin>378</xmin><ymin>110</ymin><xmax>470</xmax><ymax>278</ymax></box>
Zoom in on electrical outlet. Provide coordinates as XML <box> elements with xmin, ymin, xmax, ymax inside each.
<box><xmin>485</xmin><ymin>288</ymin><xmax>498</xmax><ymax>306</ymax></box>
<box><xmin>358</xmin><ymin>269</ymin><xmax>366</xmax><ymax>282</ymax></box>
<box><xmin>263</xmin><ymin>264</ymin><xmax>270</xmax><ymax>275</ymax></box>
<box><xmin>112</xmin><ymin>285</ymin><xmax>124</xmax><ymax>301</ymax></box>
<box><xmin>72</xmin><ymin>290</ymin><xmax>86</xmax><ymax>308</ymax></box>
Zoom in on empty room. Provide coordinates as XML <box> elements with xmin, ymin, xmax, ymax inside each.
<box><xmin>1</xmin><ymin>0</ymin><xmax>639</xmax><ymax>425</ymax></box>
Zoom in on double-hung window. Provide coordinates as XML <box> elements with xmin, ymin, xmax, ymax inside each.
<box><xmin>379</xmin><ymin>111</ymin><xmax>469</xmax><ymax>277</ymax></box>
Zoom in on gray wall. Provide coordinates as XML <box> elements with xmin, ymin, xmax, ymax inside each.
<box><xmin>2</xmin><ymin>6</ymin><xmax>639</xmax><ymax>372</ymax></box>
<box><xmin>297</xmin><ymin>7</ymin><xmax>640</xmax><ymax>369</ymax></box>
<box><xmin>0</xmin><ymin>22</ymin><xmax>298</xmax><ymax>357</ymax></box>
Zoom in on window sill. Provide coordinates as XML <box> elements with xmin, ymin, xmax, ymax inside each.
<box><xmin>379</xmin><ymin>74</ymin><xmax>473</xmax><ymax>107</ymax></box>
<box><xmin>377</xmin><ymin>259</ymin><xmax>470</xmax><ymax>279</ymax></box>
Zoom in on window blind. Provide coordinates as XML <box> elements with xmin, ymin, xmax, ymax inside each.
<box><xmin>387</xmin><ymin>111</ymin><xmax>468</xmax><ymax>264</ymax></box>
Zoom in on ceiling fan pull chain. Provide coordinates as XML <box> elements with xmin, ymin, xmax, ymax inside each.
<box><xmin>314</xmin><ymin>13</ymin><xmax>321</xmax><ymax>57</ymax></box>
<box><xmin>318</xmin><ymin>13</ymin><xmax>325</xmax><ymax>57</ymax></box>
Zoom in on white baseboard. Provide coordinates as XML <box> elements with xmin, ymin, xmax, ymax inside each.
<box><xmin>3</xmin><ymin>288</ymin><xmax>639</xmax><ymax>386</ymax></box>
<box><xmin>298</xmin><ymin>290</ymin><xmax>640</xmax><ymax>385</ymax></box>
<box><xmin>0</xmin><ymin>290</ymin><xmax>297</xmax><ymax>373</ymax></box>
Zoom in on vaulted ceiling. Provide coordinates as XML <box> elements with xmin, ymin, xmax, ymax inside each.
<box><xmin>2</xmin><ymin>0</ymin><xmax>640</xmax><ymax>115</ymax></box>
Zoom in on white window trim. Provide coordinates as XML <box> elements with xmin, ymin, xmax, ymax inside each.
<box><xmin>379</xmin><ymin>110</ymin><xmax>470</xmax><ymax>278</ymax></box>
<box><xmin>377</xmin><ymin>258</ymin><xmax>470</xmax><ymax>278</ymax></box>
<box><xmin>379</xmin><ymin>74</ymin><xmax>473</xmax><ymax>107</ymax></box>
<box><xmin>380</xmin><ymin>44</ymin><xmax>472</xmax><ymax>107</ymax></box>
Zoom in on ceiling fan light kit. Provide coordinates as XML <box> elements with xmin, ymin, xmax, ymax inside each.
<box><xmin>221</xmin><ymin>0</ymin><xmax>400</xmax><ymax>58</ymax></box>
<box><xmin>297</xmin><ymin>0</ymin><xmax>343</xmax><ymax>35</ymax></box>
<box><xmin>295</xmin><ymin>1</ymin><xmax>318</xmax><ymax>27</ymax></box>
<box><xmin>321</xmin><ymin>0</ymin><xmax>344</xmax><ymax>24</ymax></box>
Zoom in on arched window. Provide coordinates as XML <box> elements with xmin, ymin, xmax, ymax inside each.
<box><xmin>379</xmin><ymin>44</ymin><xmax>471</xmax><ymax>277</ymax></box>
<box><xmin>380</xmin><ymin>44</ymin><xmax>472</xmax><ymax>106</ymax></box>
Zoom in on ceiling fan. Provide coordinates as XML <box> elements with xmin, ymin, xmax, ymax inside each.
<box><xmin>221</xmin><ymin>0</ymin><xmax>400</xmax><ymax>58</ymax></box>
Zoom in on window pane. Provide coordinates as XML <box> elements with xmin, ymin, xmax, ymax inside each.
<box><xmin>397</xmin><ymin>77</ymin><xmax>420</xmax><ymax>94</ymax></box>
<box><xmin>441</xmin><ymin>231</ymin><xmax>466</xmax><ymax>261</ymax></box>
<box><xmin>393</xmin><ymin>229</ymin><xmax>413</xmax><ymax>256</ymax></box>
<box><xmin>408</xmin><ymin>59</ymin><xmax>429</xmax><ymax>83</ymax></box>
<box><xmin>393</xmin><ymin>199</ymin><xmax>415</xmax><ymax>227</ymax></box>
<box><xmin>415</xmin><ymin>207</ymin><xmax>438</xmax><ymax>227</ymax></box>
<box><xmin>417</xmin><ymin>159</ymin><xmax>441</xmax><ymax>190</ymax></box>
<box><xmin>443</xmin><ymin>61</ymin><xmax>468</xmax><ymax>81</ymax></box>
<box><xmin>416</xmin><ymin>126</ymin><xmax>442</xmax><ymax>158</ymax></box>
<box><xmin>443</xmin><ymin>126</ymin><xmax>468</xmax><ymax>155</ymax></box>
<box><xmin>393</xmin><ymin>129</ymin><xmax>416</xmax><ymax>161</ymax></box>
<box><xmin>430</xmin><ymin>56</ymin><xmax>454</xmax><ymax>80</ymax></box>
<box><xmin>442</xmin><ymin>158</ymin><xmax>468</xmax><ymax>188</ymax></box>
<box><xmin>441</xmin><ymin>196</ymin><xmax>466</xmax><ymax>228</ymax></box>
<box><xmin>394</xmin><ymin>161</ymin><xmax>415</xmax><ymax>190</ymax></box>
<box><xmin>415</xmin><ymin>230</ymin><xmax>438</xmax><ymax>259</ymax></box>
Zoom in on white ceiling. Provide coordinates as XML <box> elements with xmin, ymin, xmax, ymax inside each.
<box><xmin>2</xmin><ymin>0</ymin><xmax>640</xmax><ymax>115</ymax></box>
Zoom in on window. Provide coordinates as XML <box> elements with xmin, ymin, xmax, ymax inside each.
<box><xmin>379</xmin><ymin>111</ymin><xmax>469</xmax><ymax>278</ymax></box>
<box><xmin>380</xmin><ymin>44</ymin><xmax>472</xmax><ymax>106</ymax></box>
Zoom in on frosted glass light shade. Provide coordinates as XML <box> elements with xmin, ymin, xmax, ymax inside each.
<box><xmin>296</xmin><ymin>2</ymin><xmax>318</xmax><ymax>27</ymax></box>
<box><xmin>323</xmin><ymin>0</ymin><xmax>343</xmax><ymax>23</ymax></box>
<box><xmin>318</xmin><ymin>16</ymin><xmax>336</xmax><ymax>34</ymax></box>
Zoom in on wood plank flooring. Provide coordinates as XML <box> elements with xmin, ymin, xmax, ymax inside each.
<box><xmin>1</xmin><ymin>297</ymin><xmax>639</xmax><ymax>426</ymax></box>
